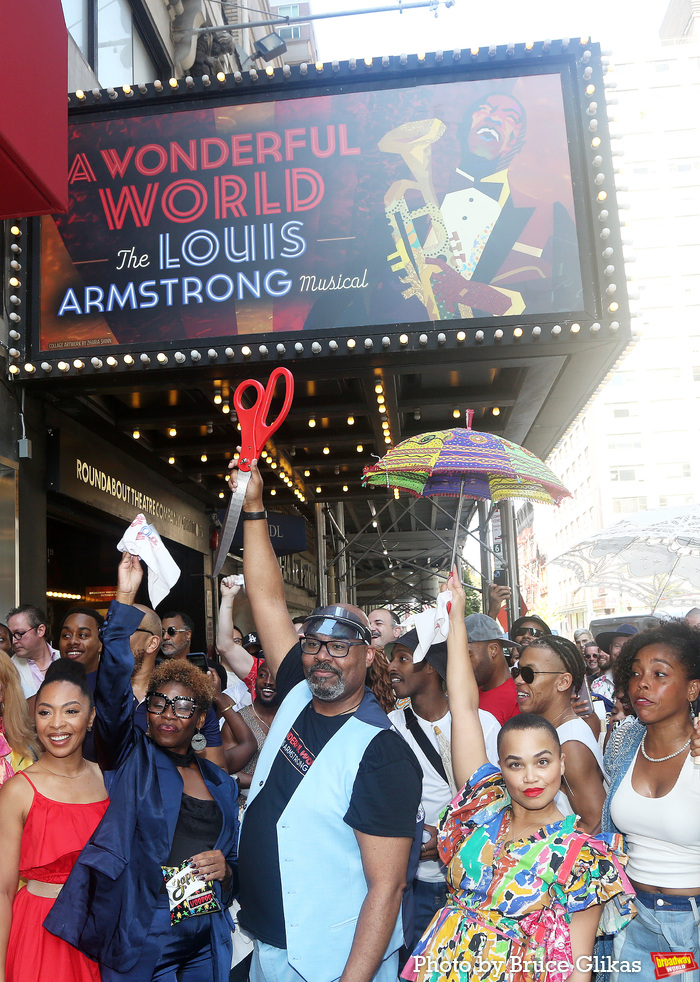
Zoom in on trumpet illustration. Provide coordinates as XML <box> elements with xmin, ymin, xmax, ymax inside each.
<box><xmin>378</xmin><ymin>119</ymin><xmax>455</xmax><ymax>321</ymax></box>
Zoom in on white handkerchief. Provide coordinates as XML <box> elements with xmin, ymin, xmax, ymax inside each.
<box><xmin>117</xmin><ymin>514</ymin><xmax>180</xmax><ymax>608</ymax></box>
<box><xmin>412</xmin><ymin>590</ymin><xmax>452</xmax><ymax>662</ymax></box>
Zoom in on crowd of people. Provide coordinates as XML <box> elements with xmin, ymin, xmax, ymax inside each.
<box><xmin>0</xmin><ymin>455</ymin><xmax>699</xmax><ymax>982</ymax></box>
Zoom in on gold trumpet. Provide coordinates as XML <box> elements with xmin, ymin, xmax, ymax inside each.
<box><xmin>378</xmin><ymin>119</ymin><xmax>454</xmax><ymax>321</ymax></box>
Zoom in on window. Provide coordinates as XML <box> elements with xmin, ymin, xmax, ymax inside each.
<box><xmin>659</xmin><ymin>494</ymin><xmax>696</xmax><ymax>507</ymax></box>
<box><xmin>610</xmin><ymin>405</ymin><xmax>639</xmax><ymax>419</ymax></box>
<box><xmin>61</xmin><ymin>0</ymin><xmax>158</xmax><ymax>86</ymax></box>
<box><xmin>607</xmin><ymin>435</ymin><xmax>643</xmax><ymax>452</ymax></box>
<box><xmin>660</xmin><ymin>463</ymin><xmax>692</xmax><ymax>480</ymax></box>
<box><xmin>276</xmin><ymin>3</ymin><xmax>301</xmax><ymax>39</ymax></box>
<box><xmin>613</xmin><ymin>497</ymin><xmax>648</xmax><ymax>514</ymax></box>
<box><xmin>610</xmin><ymin>467</ymin><xmax>640</xmax><ymax>482</ymax></box>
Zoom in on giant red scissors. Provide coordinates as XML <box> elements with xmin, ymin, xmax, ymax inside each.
<box><xmin>212</xmin><ymin>367</ymin><xmax>294</xmax><ymax>577</ymax></box>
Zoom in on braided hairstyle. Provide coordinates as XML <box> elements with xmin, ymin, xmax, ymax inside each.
<box><xmin>522</xmin><ymin>635</ymin><xmax>586</xmax><ymax>692</ymax></box>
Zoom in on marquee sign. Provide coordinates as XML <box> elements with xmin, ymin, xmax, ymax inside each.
<box><xmin>7</xmin><ymin>40</ymin><xmax>629</xmax><ymax>379</ymax></box>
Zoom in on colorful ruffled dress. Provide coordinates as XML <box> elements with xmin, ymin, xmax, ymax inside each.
<box><xmin>403</xmin><ymin>763</ymin><xmax>635</xmax><ymax>982</ymax></box>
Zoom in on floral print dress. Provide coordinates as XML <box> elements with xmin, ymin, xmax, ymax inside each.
<box><xmin>402</xmin><ymin>763</ymin><xmax>635</xmax><ymax>982</ymax></box>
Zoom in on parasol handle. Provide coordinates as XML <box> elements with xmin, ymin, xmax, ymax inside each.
<box><xmin>449</xmin><ymin>476</ymin><xmax>466</xmax><ymax>577</ymax></box>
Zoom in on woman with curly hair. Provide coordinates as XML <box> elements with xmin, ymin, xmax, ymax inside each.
<box><xmin>45</xmin><ymin>552</ymin><xmax>239</xmax><ymax>982</ymax></box>
<box><xmin>599</xmin><ymin>620</ymin><xmax>700</xmax><ymax>982</ymax></box>
<box><xmin>0</xmin><ymin>650</ymin><xmax>37</xmax><ymax>784</ymax></box>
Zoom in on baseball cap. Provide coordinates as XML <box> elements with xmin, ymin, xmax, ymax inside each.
<box><xmin>302</xmin><ymin>605</ymin><xmax>372</xmax><ymax>645</ymax></box>
<box><xmin>242</xmin><ymin>632</ymin><xmax>261</xmax><ymax>651</ymax></box>
<box><xmin>465</xmin><ymin>613</ymin><xmax>520</xmax><ymax>649</ymax></box>
<box><xmin>384</xmin><ymin>628</ymin><xmax>448</xmax><ymax>680</ymax></box>
<box><xmin>595</xmin><ymin>623</ymin><xmax>638</xmax><ymax>653</ymax></box>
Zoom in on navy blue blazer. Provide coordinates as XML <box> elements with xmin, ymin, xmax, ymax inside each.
<box><xmin>44</xmin><ymin>601</ymin><xmax>239</xmax><ymax>981</ymax></box>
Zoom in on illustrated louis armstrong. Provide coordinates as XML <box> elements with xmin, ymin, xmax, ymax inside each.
<box><xmin>380</xmin><ymin>92</ymin><xmax>580</xmax><ymax>320</ymax></box>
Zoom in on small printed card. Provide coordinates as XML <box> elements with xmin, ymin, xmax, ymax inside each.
<box><xmin>162</xmin><ymin>861</ymin><xmax>223</xmax><ymax>925</ymax></box>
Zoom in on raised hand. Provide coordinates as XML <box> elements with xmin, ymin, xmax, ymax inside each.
<box><xmin>116</xmin><ymin>551</ymin><xmax>143</xmax><ymax>604</ymax></box>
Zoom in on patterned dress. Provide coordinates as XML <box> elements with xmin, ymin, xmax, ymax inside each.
<box><xmin>402</xmin><ymin>763</ymin><xmax>635</xmax><ymax>982</ymax></box>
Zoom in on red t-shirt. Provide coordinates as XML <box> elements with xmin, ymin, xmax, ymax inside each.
<box><xmin>478</xmin><ymin>677</ymin><xmax>520</xmax><ymax>725</ymax></box>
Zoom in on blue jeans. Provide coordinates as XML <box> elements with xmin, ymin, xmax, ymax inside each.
<box><xmin>612</xmin><ymin>889</ymin><xmax>700</xmax><ymax>982</ymax></box>
<box><xmin>410</xmin><ymin>878</ymin><xmax>447</xmax><ymax>952</ymax></box>
<box><xmin>251</xmin><ymin>940</ymin><xmax>399</xmax><ymax>982</ymax></box>
<box><xmin>101</xmin><ymin>900</ymin><xmax>214</xmax><ymax>982</ymax></box>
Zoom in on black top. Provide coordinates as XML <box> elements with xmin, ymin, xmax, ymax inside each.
<box><xmin>166</xmin><ymin>794</ymin><xmax>223</xmax><ymax>867</ymax></box>
<box><xmin>237</xmin><ymin>641</ymin><xmax>422</xmax><ymax>948</ymax></box>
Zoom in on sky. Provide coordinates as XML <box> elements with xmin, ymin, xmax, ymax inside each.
<box><xmin>310</xmin><ymin>0</ymin><xmax>672</xmax><ymax>62</ymax></box>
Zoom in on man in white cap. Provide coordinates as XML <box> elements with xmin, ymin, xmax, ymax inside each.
<box><xmin>464</xmin><ymin>612</ymin><xmax>521</xmax><ymax>725</ymax></box>
<box><xmin>230</xmin><ymin>459</ymin><xmax>422</xmax><ymax>982</ymax></box>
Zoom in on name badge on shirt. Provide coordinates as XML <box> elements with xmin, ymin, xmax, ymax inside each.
<box><xmin>162</xmin><ymin>860</ymin><xmax>223</xmax><ymax>925</ymax></box>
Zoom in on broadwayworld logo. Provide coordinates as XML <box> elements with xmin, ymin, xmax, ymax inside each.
<box><xmin>651</xmin><ymin>952</ymin><xmax>699</xmax><ymax>979</ymax></box>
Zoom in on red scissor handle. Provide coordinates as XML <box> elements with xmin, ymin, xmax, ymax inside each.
<box><xmin>234</xmin><ymin>367</ymin><xmax>294</xmax><ymax>472</ymax></box>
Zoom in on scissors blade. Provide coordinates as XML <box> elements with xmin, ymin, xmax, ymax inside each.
<box><xmin>212</xmin><ymin>471</ymin><xmax>250</xmax><ymax>578</ymax></box>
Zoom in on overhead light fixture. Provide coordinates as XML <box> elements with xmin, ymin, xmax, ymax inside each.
<box><xmin>413</xmin><ymin>409</ymin><xmax>421</xmax><ymax>421</ymax></box>
<box><xmin>254</xmin><ymin>31</ymin><xmax>287</xmax><ymax>61</ymax></box>
<box><xmin>168</xmin><ymin>427</ymin><xmax>177</xmax><ymax>437</ymax></box>
<box><xmin>308</xmin><ymin>416</ymin><xmax>316</xmax><ymax>428</ymax></box>
<box><xmin>452</xmin><ymin>408</ymin><xmax>460</xmax><ymax>419</ymax></box>
<box><xmin>168</xmin><ymin>456</ymin><xmax>175</xmax><ymax>465</ymax></box>
<box><xmin>356</xmin><ymin>444</ymin><xmax>364</xmax><ymax>453</ymax></box>
<box><xmin>323</xmin><ymin>446</ymin><xmax>330</xmax><ymax>455</ymax></box>
<box><xmin>201</xmin><ymin>454</ymin><xmax>208</xmax><ymax>462</ymax></box>
<box><xmin>347</xmin><ymin>415</ymin><xmax>355</xmax><ymax>425</ymax></box>
<box><xmin>132</xmin><ymin>429</ymin><xmax>140</xmax><ymax>439</ymax></box>
<box><xmin>304</xmin><ymin>470</ymin><xmax>310</xmax><ymax>477</ymax></box>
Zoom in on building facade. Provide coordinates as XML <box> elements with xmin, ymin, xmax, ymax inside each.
<box><xmin>532</xmin><ymin>8</ymin><xmax>700</xmax><ymax>634</ymax></box>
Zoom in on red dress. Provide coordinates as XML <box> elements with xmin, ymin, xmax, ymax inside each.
<box><xmin>5</xmin><ymin>771</ymin><xmax>109</xmax><ymax>982</ymax></box>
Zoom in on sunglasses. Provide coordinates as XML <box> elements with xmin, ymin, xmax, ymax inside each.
<box><xmin>516</xmin><ymin>627</ymin><xmax>546</xmax><ymax>639</ymax></box>
<box><xmin>511</xmin><ymin>665</ymin><xmax>562</xmax><ymax>684</ymax></box>
<box><xmin>162</xmin><ymin>627</ymin><xmax>188</xmax><ymax>638</ymax></box>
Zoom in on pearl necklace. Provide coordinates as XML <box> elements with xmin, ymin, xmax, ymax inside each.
<box><xmin>640</xmin><ymin>733</ymin><xmax>691</xmax><ymax>763</ymax></box>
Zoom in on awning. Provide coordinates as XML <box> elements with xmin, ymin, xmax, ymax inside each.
<box><xmin>0</xmin><ymin>0</ymin><xmax>68</xmax><ymax>218</ymax></box>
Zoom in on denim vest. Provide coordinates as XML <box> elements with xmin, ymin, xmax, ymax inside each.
<box><xmin>243</xmin><ymin>681</ymin><xmax>410</xmax><ymax>982</ymax></box>
<box><xmin>595</xmin><ymin>718</ymin><xmax>645</xmax><ymax>981</ymax></box>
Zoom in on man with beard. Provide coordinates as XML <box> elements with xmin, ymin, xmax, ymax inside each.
<box><xmin>231</xmin><ymin>459</ymin><xmax>422</xmax><ymax>982</ymax></box>
<box><xmin>591</xmin><ymin>623</ymin><xmax>638</xmax><ymax>707</ymax></box>
<box><xmin>231</xmin><ymin>659</ymin><xmax>280</xmax><ymax>805</ymax></box>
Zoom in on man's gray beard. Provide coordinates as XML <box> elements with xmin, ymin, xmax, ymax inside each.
<box><xmin>304</xmin><ymin>663</ymin><xmax>346</xmax><ymax>702</ymax></box>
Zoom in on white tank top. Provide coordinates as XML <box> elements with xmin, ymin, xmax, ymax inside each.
<box><xmin>555</xmin><ymin>717</ymin><xmax>607</xmax><ymax>817</ymax></box>
<box><xmin>610</xmin><ymin>747</ymin><xmax>700</xmax><ymax>888</ymax></box>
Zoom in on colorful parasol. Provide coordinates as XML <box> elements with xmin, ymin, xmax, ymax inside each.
<box><xmin>362</xmin><ymin>420</ymin><xmax>571</xmax><ymax>506</ymax></box>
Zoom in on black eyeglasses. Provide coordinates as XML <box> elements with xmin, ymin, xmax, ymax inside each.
<box><xmin>162</xmin><ymin>627</ymin><xmax>188</xmax><ymax>638</ymax></box>
<box><xmin>146</xmin><ymin>692</ymin><xmax>197</xmax><ymax>719</ymax></box>
<box><xmin>11</xmin><ymin>626</ymin><xmax>36</xmax><ymax>641</ymax></box>
<box><xmin>134</xmin><ymin>628</ymin><xmax>156</xmax><ymax>638</ymax></box>
<box><xmin>511</xmin><ymin>665</ymin><xmax>562</xmax><ymax>684</ymax></box>
<box><xmin>300</xmin><ymin>637</ymin><xmax>366</xmax><ymax>659</ymax></box>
